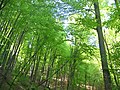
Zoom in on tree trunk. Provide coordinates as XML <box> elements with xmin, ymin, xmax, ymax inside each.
<box><xmin>93</xmin><ymin>0</ymin><xmax>112</xmax><ymax>90</ymax></box>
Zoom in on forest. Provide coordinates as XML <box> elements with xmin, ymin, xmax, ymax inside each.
<box><xmin>0</xmin><ymin>0</ymin><xmax>120</xmax><ymax>90</ymax></box>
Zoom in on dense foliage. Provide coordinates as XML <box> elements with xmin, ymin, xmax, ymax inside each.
<box><xmin>0</xmin><ymin>0</ymin><xmax>120</xmax><ymax>90</ymax></box>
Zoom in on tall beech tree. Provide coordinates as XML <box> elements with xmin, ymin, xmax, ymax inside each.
<box><xmin>93</xmin><ymin>0</ymin><xmax>112</xmax><ymax>90</ymax></box>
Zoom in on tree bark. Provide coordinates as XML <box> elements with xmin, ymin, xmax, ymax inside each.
<box><xmin>93</xmin><ymin>0</ymin><xmax>112</xmax><ymax>90</ymax></box>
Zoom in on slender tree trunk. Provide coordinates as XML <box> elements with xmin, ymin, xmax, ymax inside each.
<box><xmin>0</xmin><ymin>0</ymin><xmax>8</xmax><ymax>10</ymax></box>
<box><xmin>93</xmin><ymin>0</ymin><xmax>112</xmax><ymax>90</ymax></box>
<box><xmin>54</xmin><ymin>73</ymin><xmax>58</xmax><ymax>90</ymax></box>
<box><xmin>30</xmin><ymin>59</ymin><xmax>35</xmax><ymax>81</ymax></box>
<box><xmin>60</xmin><ymin>73</ymin><xmax>63</xmax><ymax>90</ymax></box>
<box><xmin>67</xmin><ymin>47</ymin><xmax>77</xmax><ymax>90</ymax></box>
<box><xmin>33</xmin><ymin>55</ymin><xmax>41</xmax><ymax>82</ymax></box>
<box><xmin>85</xmin><ymin>69</ymin><xmax>87</xmax><ymax>90</ymax></box>
<box><xmin>104</xmin><ymin>37</ymin><xmax>120</xmax><ymax>89</ymax></box>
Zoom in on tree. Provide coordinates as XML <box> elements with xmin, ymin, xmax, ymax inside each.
<box><xmin>93</xmin><ymin>0</ymin><xmax>112</xmax><ymax>90</ymax></box>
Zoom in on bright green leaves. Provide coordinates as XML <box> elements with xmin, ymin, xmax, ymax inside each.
<box><xmin>102</xmin><ymin>0</ymin><xmax>120</xmax><ymax>33</ymax></box>
<box><xmin>62</xmin><ymin>0</ymin><xmax>89</xmax><ymax>10</ymax></box>
<box><xmin>107</xmin><ymin>10</ymin><xmax>120</xmax><ymax>33</ymax></box>
<box><xmin>111</xmin><ymin>42</ymin><xmax>120</xmax><ymax>66</ymax></box>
